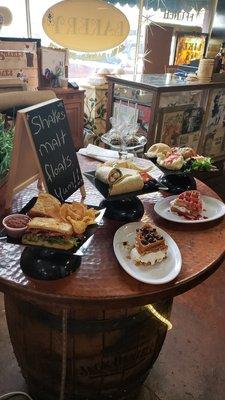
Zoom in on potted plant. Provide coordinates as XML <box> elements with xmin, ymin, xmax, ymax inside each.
<box><xmin>0</xmin><ymin>114</ymin><xmax>14</xmax><ymax>187</ymax></box>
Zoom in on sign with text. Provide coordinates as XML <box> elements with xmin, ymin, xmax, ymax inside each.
<box><xmin>0</xmin><ymin>39</ymin><xmax>39</xmax><ymax>90</ymax></box>
<box><xmin>174</xmin><ymin>33</ymin><xmax>207</xmax><ymax>65</ymax></box>
<box><xmin>25</xmin><ymin>99</ymin><xmax>84</xmax><ymax>201</ymax></box>
<box><xmin>42</xmin><ymin>0</ymin><xmax>130</xmax><ymax>52</ymax></box>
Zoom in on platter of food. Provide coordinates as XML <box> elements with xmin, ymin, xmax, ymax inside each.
<box><xmin>1</xmin><ymin>193</ymin><xmax>105</xmax><ymax>252</ymax></box>
<box><xmin>84</xmin><ymin>159</ymin><xmax>167</xmax><ymax>200</ymax></box>
<box><xmin>145</xmin><ymin>143</ymin><xmax>218</xmax><ymax>175</ymax></box>
<box><xmin>154</xmin><ymin>190</ymin><xmax>225</xmax><ymax>223</ymax></box>
<box><xmin>113</xmin><ymin>222</ymin><xmax>182</xmax><ymax>284</ymax></box>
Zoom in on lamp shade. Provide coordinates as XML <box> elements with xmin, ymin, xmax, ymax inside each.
<box><xmin>0</xmin><ymin>7</ymin><xmax>12</xmax><ymax>26</ymax></box>
<box><xmin>42</xmin><ymin>0</ymin><xmax>130</xmax><ymax>52</ymax></box>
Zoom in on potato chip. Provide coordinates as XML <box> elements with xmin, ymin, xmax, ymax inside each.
<box><xmin>59</xmin><ymin>204</ymin><xmax>70</xmax><ymax>221</ymax></box>
<box><xmin>58</xmin><ymin>201</ymin><xmax>97</xmax><ymax>234</ymax></box>
<box><xmin>85</xmin><ymin>208</ymin><xmax>96</xmax><ymax>219</ymax></box>
<box><xmin>83</xmin><ymin>216</ymin><xmax>95</xmax><ymax>225</ymax></box>
<box><xmin>69</xmin><ymin>202</ymin><xmax>86</xmax><ymax>219</ymax></box>
<box><xmin>67</xmin><ymin>217</ymin><xmax>87</xmax><ymax>235</ymax></box>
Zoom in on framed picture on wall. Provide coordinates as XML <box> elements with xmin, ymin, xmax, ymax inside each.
<box><xmin>182</xmin><ymin>107</ymin><xmax>204</xmax><ymax>134</ymax></box>
<box><xmin>203</xmin><ymin>88</ymin><xmax>225</xmax><ymax>157</ymax></box>
<box><xmin>174</xmin><ymin>33</ymin><xmax>208</xmax><ymax>65</ymax></box>
<box><xmin>0</xmin><ymin>37</ymin><xmax>41</xmax><ymax>90</ymax></box>
<box><xmin>40</xmin><ymin>47</ymin><xmax>68</xmax><ymax>88</ymax></box>
<box><xmin>157</xmin><ymin>106</ymin><xmax>189</xmax><ymax>146</ymax></box>
<box><xmin>178</xmin><ymin>131</ymin><xmax>201</xmax><ymax>151</ymax></box>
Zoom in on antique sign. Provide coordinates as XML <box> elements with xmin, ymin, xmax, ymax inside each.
<box><xmin>0</xmin><ymin>39</ymin><xmax>40</xmax><ymax>90</ymax></box>
<box><xmin>42</xmin><ymin>0</ymin><xmax>130</xmax><ymax>52</ymax></box>
<box><xmin>174</xmin><ymin>34</ymin><xmax>207</xmax><ymax>65</ymax></box>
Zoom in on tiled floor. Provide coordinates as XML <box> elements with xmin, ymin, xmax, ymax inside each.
<box><xmin>0</xmin><ymin>174</ymin><xmax>225</xmax><ymax>400</ymax></box>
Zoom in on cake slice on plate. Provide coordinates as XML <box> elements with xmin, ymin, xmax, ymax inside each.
<box><xmin>130</xmin><ymin>223</ymin><xmax>168</xmax><ymax>266</ymax></box>
<box><xmin>170</xmin><ymin>190</ymin><xmax>203</xmax><ymax>220</ymax></box>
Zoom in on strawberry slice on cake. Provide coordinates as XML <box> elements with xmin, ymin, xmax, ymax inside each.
<box><xmin>170</xmin><ymin>190</ymin><xmax>203</xmax><ymax>220</ymax></box>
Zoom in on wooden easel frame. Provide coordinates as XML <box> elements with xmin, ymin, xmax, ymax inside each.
<box><xmin>5</xmin><ymin>99</ymin><xmax>86</xmax><ymax>210</ymax></box>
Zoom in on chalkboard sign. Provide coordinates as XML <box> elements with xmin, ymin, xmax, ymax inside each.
<box><xmin>25</xmin><ymin>98</ymin><xmax>84</xmax><ymax>201</ymax></box>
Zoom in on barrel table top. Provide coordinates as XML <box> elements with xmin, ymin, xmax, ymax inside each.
<box><xmin>0</xmin><ymin>155</ymin><xmax>225</xmax><ymax>309</ymax></box>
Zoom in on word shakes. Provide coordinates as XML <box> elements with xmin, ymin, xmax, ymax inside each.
<box><xmin>26</xmin><ymin>99</ymin><xmax>83</xmax><ymax>201</ymax></box>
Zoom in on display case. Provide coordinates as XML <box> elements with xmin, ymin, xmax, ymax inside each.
<box><xmin>106</xmin><ymin>74</ymin><xmax>225</xmax><ymax>160</ymax></box>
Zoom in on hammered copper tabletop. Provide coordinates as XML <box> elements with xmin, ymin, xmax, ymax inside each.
<box><xmin>0</xmin><ymin>155</ymin><xmax>225</xmax><ymax>309</ymax></box>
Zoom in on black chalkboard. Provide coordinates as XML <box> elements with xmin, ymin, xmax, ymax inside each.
<box><xmin>25</xmin><ymin>99</ymin><xmax>83</xmax><ymax>201</ymax></box>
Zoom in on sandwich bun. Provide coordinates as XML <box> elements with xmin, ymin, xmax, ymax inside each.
<box><xmin>179</xmin><ymin>147</ymin><xmax>196</xmax><ymax>159</ymax></box>
<box><xmin>145</xmin><ymin>143</ymin><xmax>171</xmax><ymax>158</ymax></box>
<box><xmin>27</xmin><ymin>217</ymin><xmax>73</xmax><ymax>236</ymax></box>
<box><xmin>28</xmin><ymin>193</ymin><xmax>61</xmax><ymax>218</ymax></box>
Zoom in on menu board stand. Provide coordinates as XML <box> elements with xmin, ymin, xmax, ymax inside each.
<box><xmin>5</xmin><ymin>98</ymin><xmax>85</xmax><ymax>210</ymax></box>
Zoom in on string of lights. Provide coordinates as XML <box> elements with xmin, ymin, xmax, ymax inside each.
<box><xmin>145</xmin><ymin>304</ymin><xmax>173</xmax><ymax>330</ymax></box>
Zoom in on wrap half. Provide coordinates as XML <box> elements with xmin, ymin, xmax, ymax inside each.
<box><xmin>95</xmin><ymin>165</ymin><xmax>122</xmax><ymax>184</ymax></box>
<box><xmin>105</xmin><ymin>160</ymin><xmax>152</xmax><ymax>172</ymax></box>
<box><xmin>109</xmin><ymin>174</ymin><xmax>144</xmax><ymax>196</ymax></box>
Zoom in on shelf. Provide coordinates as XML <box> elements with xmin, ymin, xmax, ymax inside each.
<box><xmin>113</xmin><ymin>96</ymin><xmax>152</xmax><ymax>107</ymax></box>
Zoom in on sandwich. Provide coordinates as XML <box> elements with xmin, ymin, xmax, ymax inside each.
<box><xmin>28</xmin><ymin>193</ymin><xmax>61</xmax><ymax>218</ymax></box>
<box><xmin>179</xmin><ymin>147</ymin><xmax>196</xmax><ymax>160</ymax></box>
<box><xmin>145</xmin><ymin>143</ymin><xmax>171</xmax><ymax>159</ymax></box>
<box><xmin>157</xmin><ymin>148</ymin><xmax>184</xmax><ymax>170</ymax></box>
<box><xmin>105</xmin><ymin>160</ymin><xmax>152</xmax><ymax>172</ymax></box>
<box><xmin>130</xmin><ymin>223</ymin><xmax>168</xmax><ymax>266</ymax></box>
<box><xmin>95</xmin><ymin>165</ymin><xmax>122</xmax><ymax>184</ymax></box>
<box><xmin>22</xmin><ymin>217</ymin><xmax>77</xmax><ymax>250</ymax></box>
<box><xmin>109</xmin><ymin>174</ymin><xmax>144</xmax><ymax>196</ymax></box>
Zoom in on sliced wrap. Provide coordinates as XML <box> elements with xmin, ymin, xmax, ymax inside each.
<box><xmin>105</xmin><ymin>160</ymin><xmax>153</xmax><ymax>172</ymax></box>
<box><xmin>109</xmin><ymin>174</ymin><xmax>144</xmax><ymax>196</ymax></box>
<box><xmin>95</xmin><ymin>165</ymin><xmax>122</xmax><ymax>184</ymax></box>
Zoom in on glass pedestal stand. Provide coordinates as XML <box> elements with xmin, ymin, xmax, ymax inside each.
<box><xmin>101</xmin><ymin>134</ymin><xmax>147</xmax><ymax>158</ymax></box>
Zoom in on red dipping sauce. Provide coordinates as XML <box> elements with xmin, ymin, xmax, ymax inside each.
<box><xmin>2</xmin><ymin>214</ymin><xmax>31</xmax><ymax>238</ymax></box>
<box><xmin>6</xmin><ymin>215</ymin><xmax>29</xmax><ymax>229</ymax></box>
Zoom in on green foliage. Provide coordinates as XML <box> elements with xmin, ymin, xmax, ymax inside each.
<box><xmin>0</xmin><ymin>115</ymin><xmax>14</xmax><ymax>180</ymax></box>
<box><xmin>183</xmin><ymin>157</ymin><xmax>212</xmax><ymax>172</ymax></box>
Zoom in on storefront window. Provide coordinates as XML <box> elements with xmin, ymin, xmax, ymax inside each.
<box><xmin>29</xmin><ymin>0</ymin><xmax>58</xmax><ymax>45</ymax></box>
<box><xmin>68</xmin><ymin>3</ymin><xmax>139</xmax><ymax>77</ymax></box>
<box><xmin>0</xmin><ymin>0</ymin><xmax>209</xmax><ymax>78</ymax></box>
<box><xmin>29</xmin><ymin>0</ymin><xmax>139</xmax><ymax>78</ymax></box>
<box><xmin>0</xmin><ymin>0</ymin><xmax>27</xmax><ymax>37</ymax></box>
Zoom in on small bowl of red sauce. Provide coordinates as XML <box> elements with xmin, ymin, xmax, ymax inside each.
<box><xmin>2</xmin><ymin>214</ymin><xmax>31</xmax><ymax>238</ymax></box>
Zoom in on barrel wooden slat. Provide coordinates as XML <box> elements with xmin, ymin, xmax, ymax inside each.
<box><xmin>5</xmin><ymin>294</ymin><xmax>172</xmax><ymax>400</ymax></box>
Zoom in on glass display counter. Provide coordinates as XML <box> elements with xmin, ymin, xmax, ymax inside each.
<box><xmin>106</xmin><ymin>74</ymin><xmax>225</xmax><ymax>160</ymax></box>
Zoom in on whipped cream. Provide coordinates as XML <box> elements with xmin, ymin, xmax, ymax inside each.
<box><xmin>131</xmin><ymin>247</ymin><xmax>167</xmax><ymax>266</ymax></box>
<box><xmin>170</xmin><ymin>199</ymin><xmax>205</xmax><ymax>216</ymax></box>
<box><xmin>170</xmin><ymin>199</ymin><xmax>191</xmax><ymax>214</ymax></box>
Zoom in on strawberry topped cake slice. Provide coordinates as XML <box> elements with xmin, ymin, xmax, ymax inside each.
<box><xmin>170</xmin><ymin>190</ymin><xmax>204</xmax><ymax>220</ymax></box>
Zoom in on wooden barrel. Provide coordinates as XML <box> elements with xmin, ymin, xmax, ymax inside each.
<box><xmin>5</xmin><ymin>295</ymin><xmax>173</xmax><ymax>400</ymax></box>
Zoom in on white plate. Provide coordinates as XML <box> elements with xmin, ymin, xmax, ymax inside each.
<box><xmin>113</xmin><ymin>222</ymin><xmax>182</xmax><ymax>284</ymax></box>
<box><xmin>154</xmin><ymin>195</ymin><xmax>225</xmax><ymax>224</ymax></box>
